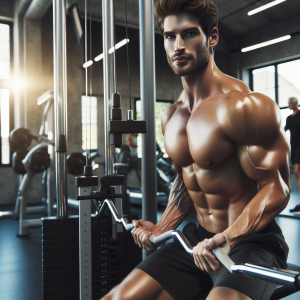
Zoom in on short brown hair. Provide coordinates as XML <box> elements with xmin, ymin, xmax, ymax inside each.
<box><xmin>154</xmin><ymin>0</ymin><xmax>218</xmax><ymax>38</ymax></box>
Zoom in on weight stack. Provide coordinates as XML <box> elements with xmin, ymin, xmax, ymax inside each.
<box><xmin>42</xmin><ymin>215</ymin><xmax>143</xmax><ymax>300</ymax></box>
<box><xmin>42</xmin><ymin>215</ymin><xmax>112</xmax><ymax>300</ymax></box>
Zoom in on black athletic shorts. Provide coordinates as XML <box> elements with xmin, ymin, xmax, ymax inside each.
<box><xmin>291</xmin><ymin>148</ymin><xmax>300</xmax><ymax>165</ymax></box>
<box><xmin>136</xmin><ymin>220</ymin><xmax>288</xmax><ymax>300</ymax></box>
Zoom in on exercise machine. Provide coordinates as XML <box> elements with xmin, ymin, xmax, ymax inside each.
<box><xmin>98</xmin><ymin>199</ymin><xmax>300</xmax><ymax>300</ymax></box>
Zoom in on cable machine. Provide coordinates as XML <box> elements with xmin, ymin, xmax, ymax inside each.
<box><xmin>42</xmin><ymin>0</ymin><xmax>154</xmax><ymax>299</ymax></box>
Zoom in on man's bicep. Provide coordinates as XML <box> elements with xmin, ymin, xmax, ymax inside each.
<box><xmin>236</xmin><ymin>132</ymin><xmax>290</xmax><ymax>186</ymax></box>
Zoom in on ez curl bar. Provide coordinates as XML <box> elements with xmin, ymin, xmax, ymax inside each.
<box><xmin>98</xmin><ymin>199</ymin><xmax>300</xmax><ymax>290</ymax></box>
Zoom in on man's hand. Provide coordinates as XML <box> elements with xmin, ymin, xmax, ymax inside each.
<box><xmin>192</xmin><ymin>233</ymin><xmax>230</xmax><ymax>273</ymax></box>
<box><xmin>131</xmin><ymin>220</ymin><xmax>162</xmax><ymax>251</ymax></box>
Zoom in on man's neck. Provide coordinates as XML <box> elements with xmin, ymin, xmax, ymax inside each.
<box><xmin>181</xmin><ymin>56</ymin><xmax>222</xmax><ymax>112</ymax></box>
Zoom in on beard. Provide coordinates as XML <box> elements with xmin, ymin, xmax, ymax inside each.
<box><xmin>167</xmin><ymin>45</ymin><xmax>210</xmax><ymax>77</ymax></box>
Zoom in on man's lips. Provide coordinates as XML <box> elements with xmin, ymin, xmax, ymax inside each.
<box><xmin>173</xmin><ymin>56</ymin><xmax>190</xmax><ymax>64</ymax></box>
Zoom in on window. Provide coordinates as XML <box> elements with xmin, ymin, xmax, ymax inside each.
<box><xmin>135</xmin><ymin>99</ymin><xmax>173</xmax><ymax>158</ymax></box>
<box><xmin>81</xmin><ymin>95</ymin><xmax>97</xmax><ymax>150</ymax></box>
<box><xmin>252</xmin><ymin>66</ymin><xmax>275</xmax><ymax>101</ymax></box>
<box><xmin>278</xmin><ymin>60</ymin><xmax>300</xmax><ymax>108</ymax></box>
<box><xmin>251</xmin><ymin>59</ymin><xmax>300</xmax><ymax>144</ymax></box>
<box><xmin>0</xmin><ymin>22</ymin><xmax>12</xmax><ymax>167</ymax></box>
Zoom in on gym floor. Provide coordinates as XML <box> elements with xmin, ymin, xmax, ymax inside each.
<box><xmin>1</xmin><ymin>175</ymin><xmax>300</xmax><ymax>300</ymax></box>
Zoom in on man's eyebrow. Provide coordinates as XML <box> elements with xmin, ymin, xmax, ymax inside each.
<box><xmin>163</xmin><ymin>27</ymin><xmax>200</xmax><ymax>35</ymax></box>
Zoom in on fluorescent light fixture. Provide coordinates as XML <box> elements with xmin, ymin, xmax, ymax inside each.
<box><xmin>241</xmin><ymin>35</ymin><xmax>291</xmax><ymax>52</ymax></box>
<box><xmin>248</xmin><ymin>0</ymin><xmax>286</xmax><ymax>16</ymax></box>
<box><xmin>94</xmin><ymin>39</ymin><xmax>129</xmax><ymax>62</ymax></box>
<box><xmin>83</xmin><ymin>60</ymin><xmax>93</xmax><ymax>68</ymax></box>
<box><xmin>94</xmin><ymin>53</ymin><xmax>104</xmax><ymax>62</ymax></box>
<box><xmin>109</xmin><ymin>38</ymin><xmax>129</xmax><ymax>54</ymax></box>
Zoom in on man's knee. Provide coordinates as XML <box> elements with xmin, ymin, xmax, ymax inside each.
<box><xmin>206</xmin><ymin>286</ymin><xmax>252</xmax><ymax>300</ymax></box>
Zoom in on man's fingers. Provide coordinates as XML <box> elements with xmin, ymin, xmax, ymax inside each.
<box><xmin>202</xmin><ymin>247</ymin><xmax>221</xmax><ymax>272</ymax></box>
<box><xmin>204</xmin><ymin>234</ymin><xmax>228</xmax><ymax>250</ymax></box>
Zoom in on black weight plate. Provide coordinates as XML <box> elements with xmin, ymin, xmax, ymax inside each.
<box><xmin>44</xmin><ymin>275</ymin><xmax>79</xmax><ymax>284</ymax></box>
<box><xmin>43</xmin><ymin>256</ymin><xmax>79</xmax><ymax>265</ymax></box>
<box><xmin>43</xmin><ymin>269</ymin><xmax>80</xmax><ymax>278</ymax></box>
<box><xmin>43</xmin><ymin>287</ymin><xmax>80</xmax><ymax>297</ymax></box>
<box><xmin>44</xmin><ymin>293</ymin><xmax>79</xmax><ymax>300</ymax></box>
<box><xmin>43</xmin><ymin>227</ymin><xmax>80</xmax><ymax>234</ymax></box>
<box><xmin>92</xmin><ymin>261</ymin><xmax>114</xmax><ymax>268</ymax></box>
<box><xmin>42</xmin><ymin>239</ymin><xmax>79</xmax><ymax>247</ymax></box>
<box><xmin>43</xmin><ymin>250</ymin><xmax>79</xmax><ymax>260</ymax></box>
<box><xmin>42</xmin><ymin>263</ymin><xmax>79</xmax><ymax>272</ymax></box>
<box><xmin>92</xmin><ymin>272</ymin><xmax>114</xmax><ymax>281</ymax></box>
<box><xmin>92</xmin><ymin>266</ymin><xmax>114</xmax><ymax>275</ymax></box>
<box><xmin>92</xmin><ymin>285</ymin><xmax>112</xmax><ymax>294</ymax></box>
<box><xmin>43</xmin><ymin>280</ymin><xmax>80</xmax><ymax>290</ymax></box>
<box><xmin>43</xmin><ymin>232</ymin><xmax>79</xmax><ymax>240</ymax></box>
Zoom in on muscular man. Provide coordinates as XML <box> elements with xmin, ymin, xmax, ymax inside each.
<box><xmin>102</xmin><ymin>1</ymin><xmax>290</xmax><ymax>300</ymax></box>
<box><xmin>285</xmin><ymin>97</ymin><xmax>300</xmax><ymax>213</ymax></box>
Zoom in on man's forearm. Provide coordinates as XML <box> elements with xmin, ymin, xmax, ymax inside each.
<box><xmin>156</xmin><ymin>176</ymin><xmax>195</xmax><ymax>233</ymax></box>
<box><xmin>223</xmin><ymin>181</ymin><xmax>290</xmax><ymax>249</ymax></box>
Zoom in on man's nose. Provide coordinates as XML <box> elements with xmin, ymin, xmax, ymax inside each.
<box><xmin>175</xmin><ymin>35</ymin><xmax>185</xmax><ymax>52</ymax></box>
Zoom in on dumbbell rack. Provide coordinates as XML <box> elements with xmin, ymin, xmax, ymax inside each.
<box><xmin>42</xmin><ymin>215</ymin><xmax>142</xmax><ymax>300</ymax></box>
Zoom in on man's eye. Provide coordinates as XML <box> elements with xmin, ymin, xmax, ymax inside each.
<box><xmin>185</xmin><ymin>32</ymin><xmax>195</xmax><ymax>37</ymax></box>
<box><xmin>166</xmin><ymin>35</ymin><xmax>175</xmax><ymax>39</ymax></box>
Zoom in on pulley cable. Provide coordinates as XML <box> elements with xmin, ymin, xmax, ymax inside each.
<box><xmin>84</xmin><ymin>0</ymin><xmax>89</xmax><ymax>166</ymax></box>
<box><xmin>89</xmin><ymin>0</ymin><xmax>92</xmax><ymax>165</ymax></box>
<box><xmin>113</xmin><ymin>0</ymin><xmax>118</xmax><ymax>93</ymax></box>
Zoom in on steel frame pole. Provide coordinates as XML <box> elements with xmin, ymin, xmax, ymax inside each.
<box><xmin>53</xmin><ymin>0</ymin><xmax>68</xmax><ymax>217</ymax></box>
<box><xmin>102</xmin><ymin>0</ymin><xmax>114</xmax><ymax>176</ymax></box>
<box><xmin>139</xmin><ymin>0</ymin><xmax>157</xmax><ymax>258</ymax></box>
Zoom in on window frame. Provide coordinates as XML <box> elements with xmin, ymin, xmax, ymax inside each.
<box><xmin>134</xmin><ymin>98</ymin><xmax>173</xmax><ymax>120</ymax></box>
<box><xmin>0</xmin><ymin>20</ymin><xmax>14</xmax><ymax>168</ymax></box>
<box><xmin>250</xmin><ymin>57</ymin><xmax>300</xmax><ymax>109</ymax></box>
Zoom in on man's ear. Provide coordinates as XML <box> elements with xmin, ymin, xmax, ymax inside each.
<box><xmin>209</xmin><ymin>27</ymin><xmax>218</xmax><ymax>49</ymax></box>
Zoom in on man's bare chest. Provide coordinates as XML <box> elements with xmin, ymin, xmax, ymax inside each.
<box><xmin>164</xmin><ymin>103</ymin><xmax>235</xmax><ymax>170</ymax></box>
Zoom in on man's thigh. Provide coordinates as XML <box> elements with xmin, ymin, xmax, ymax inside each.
<box><xmin>209</xmin><ymin>233</ymin><xmax>283</xmax><ymax>300</ymax></box>
<box><xmin>102</xmin><ymin>269</ymin><xmax>174</xmax><ymax>300</ymax></box>
<box><xmin>207</xmin><ymin>286</ymin><xmax>252</xmax><ymax>300</ymax></box>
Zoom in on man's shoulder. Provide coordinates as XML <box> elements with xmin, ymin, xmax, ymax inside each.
<box><xmin>219</xmin><ymin>90</ymin><xmax>278</xmax><ymax>114</ymax></box>
<box><xmin>217</xmin><ymin>91</ymin><xmax>281</xmax><ymax>144</ymax></box>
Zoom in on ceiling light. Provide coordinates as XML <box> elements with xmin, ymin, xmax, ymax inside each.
<box><xmin>109</xmin><ymin>39</ymin><xmax>129</xmax><ymax>54</ymax></box>
<box><xmin>241</xmin><ymin>35</ymin><xmax>291</xmax><ymax>52</ymax></box>
<box><xmin>248</xmin><ymin>0</ymin><xmax>286</xmax><ymax>16</ymax></box>
<box><xmin>94</xmin><ymin>39</ymin><xmax>129</xmax><ymax>62</ymax></box>
<box><xmin>83</xmin><ymin>60</ymin><xmax>93</xmax><ymax>68</ymax></box>
<box><xmin>94</xmin><ymin>53</ymin><xmax>104</xmax><ymax>62</ymax></box>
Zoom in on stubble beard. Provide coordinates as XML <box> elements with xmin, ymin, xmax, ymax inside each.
<box><xmin>167</xmin><ymin>45</ymin><xmax>210</xmax><ymax>77</ymax></box>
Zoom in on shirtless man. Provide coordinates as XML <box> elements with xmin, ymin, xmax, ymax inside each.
<box><xmin>102</xmin><ymin>1</ymin><xmax>290</xmax><ymax>300</ymax></box>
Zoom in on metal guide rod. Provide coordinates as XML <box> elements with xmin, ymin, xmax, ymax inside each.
<box><xmin>53</xmin><ymin>0</ymin><xmax>68</xmax><ymax>217</ymax></box>
<box><xmin>102</xmin><ymin>0</ymin><xmax>123</xmax><ymax>236</ymax></box>
<box><xmin>139</xmin><ymin>0</ymin><xmax>157</xmax><ymax>258</ymax></box>
<box><xmin>102</xmin><ymin>0</ymin><xmax>114</xmax><ymax>176</ymax></box>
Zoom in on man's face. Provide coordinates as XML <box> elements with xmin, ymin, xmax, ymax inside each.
<box><xmin>288</xmin><ymin>98</ymin><xmax>296</xmax><ymax>110</ymax></box>
<box><xmin>163</xmin><ymin>13</ymin><xmax>211</xmax><ymax>76</ymax></box>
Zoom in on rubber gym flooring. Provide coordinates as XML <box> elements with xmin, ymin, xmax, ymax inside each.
<box><xmin>1</xmin><ymin>175</ymin><xmax>300</xmax><ymax>300</ymax></box>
